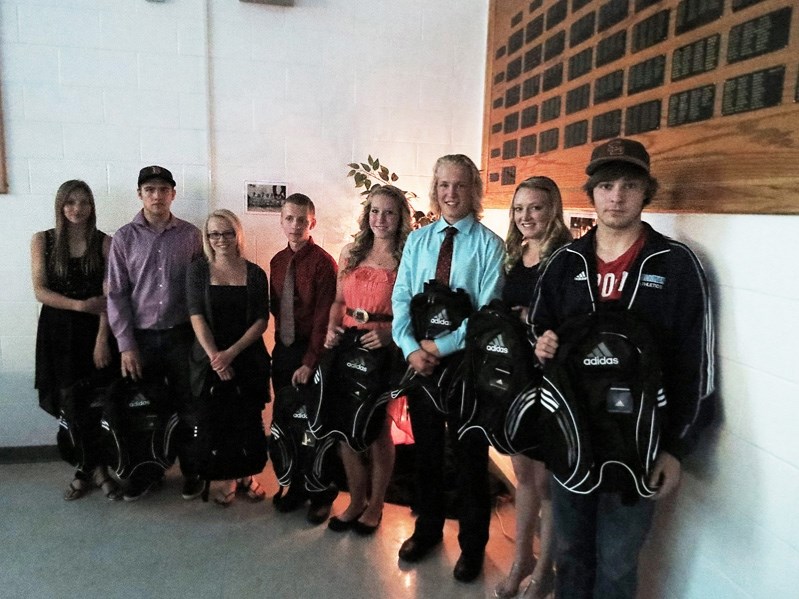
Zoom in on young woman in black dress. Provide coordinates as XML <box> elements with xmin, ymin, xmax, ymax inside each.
<box><xmin>32</xmin><ymin>180</ymin><xmax>120</xmax><ymax>500</ymax></box>
<box><xmin>187</xmin><ymin>209</ymin><xmax>271</xmax><ymax>506</ymax></box>
<box><xmin>496</xmin><ymin>176</ymin><xmax>572</xmax><ymax>599</ymax></box>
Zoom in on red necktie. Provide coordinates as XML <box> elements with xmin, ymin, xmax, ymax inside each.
<box><xmin>279</xmin><ymin>257</ymin><xmax>295</xmax><ymax>346</ymax></box>
<box><xmin>435</xmin><ymin>226</ymin><xmax>457</xmax><ymax>285</ymax></box>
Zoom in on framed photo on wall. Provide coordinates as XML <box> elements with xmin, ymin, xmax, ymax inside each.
<box><xmin>245</xmin><ymin>181</ymin><xmax>287</xmax><ymax>214</ymax></box>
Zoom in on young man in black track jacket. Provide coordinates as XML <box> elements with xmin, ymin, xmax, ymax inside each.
<box><xmin>531</xmin><ymin>138</ymin><xmax>715</xmax><ymax>599</ymax></box>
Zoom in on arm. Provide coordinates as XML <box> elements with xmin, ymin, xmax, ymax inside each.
<box><xmin>31</xmin><ymin>232</ymin><xmax>106</xmax><ymax>314</ymax></box>
<box><xmin>296</xmin><ymin>252</ymin><xmax>338</xmax><ymax>382</ymax></box>
<box><xmin>324</xmin><ymin>245</ymin><xmax>350</xmax><ymax>349</ymax></box>
<box><xmin>660</xmin><ymin>246</ymin><xmax>716</xmax><ymax>460</ymax></box>
<box><xmin>92</xmin><ymin>235</ymin><xmax>113</xmax><ymax>368</ymax></box>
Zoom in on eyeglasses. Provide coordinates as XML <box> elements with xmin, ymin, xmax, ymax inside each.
<box><xmin>207</xmin><ymin>230</ymin><xmax>236</xmax><ymax>241</ymax></box>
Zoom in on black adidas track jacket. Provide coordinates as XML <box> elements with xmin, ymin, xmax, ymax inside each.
<box><xmin>530</xmin><ymin>223</ymin><xmax>715</xmax><ymax>461</ymax></box>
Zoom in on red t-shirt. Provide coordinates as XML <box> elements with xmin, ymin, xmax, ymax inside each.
<box><xmin>596</xmin><ymin>230</ymin><xmax>646</xmax><ymax>301</ymax></box>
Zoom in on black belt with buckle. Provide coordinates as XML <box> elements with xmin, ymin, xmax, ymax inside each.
<box><xmin>346</xmin><ymin>307</ymin><xmax>393</xmax><ymax>324</ymax></box>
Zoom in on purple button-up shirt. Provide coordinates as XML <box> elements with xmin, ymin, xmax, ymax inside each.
<box><xmin>107</xmin><ymin>211</ymin><xmax>202</xmax><ymax>353</ymax></box>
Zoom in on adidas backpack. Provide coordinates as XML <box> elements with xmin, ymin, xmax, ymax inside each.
<box><xmin>410</xmin><ymin>279</ymin><xmax>473</xmax><ymax>341</ymax></box>
<box><xmin>307</xmin><ymin>328</ymin><xmax>394</xmax><ymax>452</ymax></box>
<box><xmin>538</xmin><ymin>311</ymin><xmax>666</xmax><ymax>498</ymax></box>
<box><xmin>101</xmin><ymin>376</ymin><xmax>178</xmax><ymax>481</ymax></box>
<box><xmin>455</xmin><ymin>299</ymin><xmax>540</xmax><ymax>455</ymax></box>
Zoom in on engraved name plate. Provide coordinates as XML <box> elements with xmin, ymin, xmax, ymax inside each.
<box><xmin>539</xmin><ymin>128</ymin><xmax>560</xmax><ymax>152</ymax></box>
<box><xmin>628</xmin><ymin>55</ymin><xmax>665</xmax><ymax>95</ymax></box>
<box><xmin>672</xmin><ymin>34</ymin><xmax>720</xmax><ymax>81</ymax></box>
<box><xmin>727</xmin><ymin>7</ymin><xmax>792</xmax><ymax>65</ymax></box>
<box><xmin>592</xmin><ymin>109</ymin><xmax>622</xmax><ymax>140</ymax></box>
<box><xmin>667</xmin><ymin>84</ymin><xmax>715</xmax><ymax>126</ymax></box>
<box><xmin>565</xmin><ymin>120</ymin><xmax>589</xmax><ymax>147</ymax></box>
<box><xmin>626</xmin><ymin>99</ymin><xmax>661</xmax><ymax>134</ymax></box>
<box><xmin>722</xmin><ymin>66</ymin><xmax>785</xmax><ymax>116</ymax></box>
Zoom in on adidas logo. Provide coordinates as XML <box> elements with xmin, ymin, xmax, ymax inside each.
<box><xmin>430</xmin><ymin>309</ymin><xmax>451</xmax><ymax>326</ymax></box>
<box><xmin>583</xmin><ymin>341</ymin><xmax>619</xmax><ymax>366</ymax></box>
<box><xmin>129</xmin><ymin>393</ymin><xmax>151</xmax><ymax>408</ymax></box>
<box><xmin>292</xmin><ymin>405</ymin><xmax>308</xmax><ymax>419</ymax></box>
<box><xmin>574</xmin><ymin>271</ymin><xmax>588</xmax><ymax>281</ymax></box>
<box><xmin>486</xmin><ymin>333</ymin><xmax>509</xmax><ymax>354</ymax></box>
<box><xmin>346</xmin><ymin>357</ymin><xmax>368</xmax><ymax>372</ymax></box>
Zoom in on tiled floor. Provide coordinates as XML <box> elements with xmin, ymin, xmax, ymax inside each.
<box><xmin>0</xmin><ymin>460</ymin><xmax>519</xmax><ymax>599</ymax></box>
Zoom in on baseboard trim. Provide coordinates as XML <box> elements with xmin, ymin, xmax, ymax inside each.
<box><xmin>0</xmin><ymin>445</ymin><xmax>59</xmax><ymax>464</ymax></box>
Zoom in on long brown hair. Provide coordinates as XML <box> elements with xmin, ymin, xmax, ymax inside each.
<box><xmin>343</xmin><ymin>185</ymin><xmax>412</xmax><ymax>275</ymax></box>
<box><xmin>504</xmin><ymin>176</ymin><xmax>572</xmax><ymax>273</ymax></box>
<box><xmin>51</xmin><ymin>180</ymin><xmax>103</xmax><ymax>279</ymax></box>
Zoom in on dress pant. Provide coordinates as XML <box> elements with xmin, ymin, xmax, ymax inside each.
<box><xmin>406</xmin><ymin>384</ymin><xmax>491</xmax><ymax>557</ymax></box>
<box><xmin>272</xmin><ymin>339</ymin><xmax>338</xmax><ymax>506</ymax></box>
<box><xmin>551</xmin><ymin>480</ymin><xmax>656</xmax><ymax>599</ymax></box>
<box><xmin>134</xmin><ymin>324</ymin><xmax>197</xmax><ymax>479</ymax></box>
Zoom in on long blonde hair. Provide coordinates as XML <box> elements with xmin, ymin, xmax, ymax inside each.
<box><xmin>343</xmin><ymin>185</ymin><xmax>412</xmax><ymax>275</ymax></box>
<box><xmin>504</xmin><ymin>176</ymin><xmax>572</xmax><ymax>273</ymax></box>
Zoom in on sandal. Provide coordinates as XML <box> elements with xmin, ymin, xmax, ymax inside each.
<box><xmin>214</xmin><ymin>481</ymin><xmax>238</xmax><ymax>507</ymax></box>
<box><xmin>238</xmin><ymin>477</ymin><xmax>266</xmax><ymax>502</ymax></box>
<box><xmin>63</xmin><ymin>478</ymin><xmax>89</xmax><ymax>501</ymax></box>
<box><xmin>93</xmin><ymin>467</ymin><xmax>123</xmax><ymax>501</ymax></box>
<box><xmin>520</xmin><ymin>569</ymin><xmax>555</xmax><ymax>599</ymax></box>
<box><xmin>495</xmin><ymin>559</ymin><xmax>535</xmax><ymax>599</ymax></box>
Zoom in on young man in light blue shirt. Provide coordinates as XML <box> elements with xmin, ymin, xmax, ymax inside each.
<box><xmin>392</xmin><ymin>154</ymin><xmax>505</xmax><ymax>583</ymax></box>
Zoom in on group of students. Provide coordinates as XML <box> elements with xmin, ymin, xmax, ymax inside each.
<box><xmin>32</xmin><ymin>139</ymin><xmax>714</xmax><ymax>599</ymax></box>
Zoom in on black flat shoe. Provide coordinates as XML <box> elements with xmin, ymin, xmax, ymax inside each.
<box><xmin>453</xmin><ymin>552</ymin><xmax>484</xmax><ymax>583</ymax></box>
<box><xmin>398</xmin><ymin>535</ymin><xmax>442</xmax><ymax>563</ymax></box>
<box><xmin>307</xmin><ymin>502</ymin><xmax>332</xmax><ymax>525</ymax></box>
<box><xmin>328</xmin><ymin>507</ymin><xmax>367</xmax><ymax>532</ymax></box>
<box><xmin>352</xmin><ymin>513</ymin><xmax>382</xmax><ymax>536</ymax></box>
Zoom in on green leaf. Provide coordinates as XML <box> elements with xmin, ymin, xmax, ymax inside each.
<box><xmin>348</xmin><ymin>163</ymin><xmax>359</xmax><ymax>169</ymax></box>
<box><xmin>361</xmin><ymin>163</ymin><xmax>371</xmax><ymax>172</ymax></box>
<box><xmin>373</xmin><ymin>159</ymin><xmax>380</xmax><ymax>170</ymax></box>
<box><xmin>368</xmin><ymin>155</ymin><xmax>375</xmax><ymax>166</ymax></box>
<box><xmin>391</xmin><ymin>173</ymin><xmax>399</xmax><ymax>181</ymax></box>
<box><xmin>360</xmin><ymin>190</ymin><xmax>371</xmax><ymax>196</ymax></box>
<box><xmin>347</xmin><ymin>169</ymin><xmax>356</xmax><ymax>177</ymax></box>
<box><xmin>379</xmin><ymin>171</ymin><xmax>388</xmax><ymax>182</ymax></box>
<box><xmin>364</xmin><ymin>180</ymin><xmax>372</xmax><ymax>190</ymax></box>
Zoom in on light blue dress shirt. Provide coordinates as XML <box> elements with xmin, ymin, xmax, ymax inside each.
<box><xmin>392</xmin><ymin>213</ymin><xmax>505</xmax><ymax>358</ymax></box>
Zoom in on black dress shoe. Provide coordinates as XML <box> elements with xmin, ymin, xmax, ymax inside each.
<box><xmin>328</xmin><ymin>507</ymin><xmax>367</xmax><ymax>533</ymax></box>
<box><xmin>352</xmin><ymin>514</ymin><xmax>382</xmax><ymax>536</ymax></box>
<box><xmin>398</xmin><ymin>535</ymin><xmax>442</xmax><ymax>563</ymax></box>
<box><xmin>307</xmin><ymin>502</ymin><xmax>332</xmax><ymax>525</ymax></box>
<box><xmin>274</xmin><ymin>488</ymin><xmax>307</xmax><ymax>513</ymax></box>
<box><xmin>453</xmin><ymin>552</ymin><xmax>484</xmax><ymax>583</ymax></box>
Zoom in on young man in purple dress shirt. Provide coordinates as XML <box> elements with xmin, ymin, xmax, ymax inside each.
<box><xmin>106</xmin><ymin>166</ymin><xmax>203</xmax><ymax>501</ymax></box>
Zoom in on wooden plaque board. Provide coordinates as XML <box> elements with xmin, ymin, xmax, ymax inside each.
<box><xmin>482</xmin><ymin>0</ymin><xmax>799</xmax><ymax>214</ymax></box>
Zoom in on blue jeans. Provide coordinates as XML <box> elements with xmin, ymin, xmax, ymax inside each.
<box><xmin>551</xmin><ymin>481</ymin><xmax>656</xmax><ymax>599</ymax></box>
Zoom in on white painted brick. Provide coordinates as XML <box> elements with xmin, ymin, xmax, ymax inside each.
<box><xmin>252</xmin><ymin>97</ymin><xmax>289</xmax><ymax>136</ymax></box>
<box><xmin>213</xmin><ymin>94</ymin><xmax>254</xmax><ymax>132</ymax></box>
<box><xmin>59</xmin><ymin>47</ymin><xmax>138</xmax><ymax>89</ymax></box>
<box><xmin>210</xmin><ymin>57</ymin><xmax>285</xmax><ymax>99</ymax></box>
<box><xmin>178</xmin><ymin>19</ymin><xmax>207</xmax><ymax>57</ymax></box>
<box><xmin>28</xmin><ymin>159</ymin><xmax>108</xmax><ymax>196</ymax></box>
<box><xmin>103</xmin><ymin>89</ymin><xmax>180</xmax><ymax>128</ymax></box>
<box><xmin>138</xmin><ymin>54</ymin><xmax>206</xmax><ymax>94</ymax></box>
<box><xmin>24</xmin><ymin>84</ymin><xmax>103</xmax><ymax>124</ymax></box>
<box><xmin>6</xmin><ymin>120</ymin><xmax>63</xmax><ymax>159</ymax></box>
<box><xmin>18</xmin><ymin>4</ymin><xmax>101</xmax><ymax>48</ymax></box>
<box><xmin>2</xmin><ymin>82</ymin><xmax>24</xmax><ymax>122</ymax></box>
<box><xmin>0</xmin><ymin>3</ymin><xmax>18</xmax><ymax>43</ymax></box>
<box><xmin>1</xmin><ymin>335</ymin><xmax>35</xmax><ymax>371</ymax></box>
<box><xmin>99</xmin><ymin>9</ymin><xmax>178</xmax><ymax>54</ymax></box>
<box><xmin>179</xmin><ymin>93</ymin><xmax>209</xmax><ymax>130</ymax></box>
<box><xmin>0</xmin><ymin>302</ymin><xmax>38</xmax><ymax>337</ymax></box>
<box><xmin>1</xmin><ymin>42</ymin><xmax>59</xmax><ymax>84</ymax></box>
<box><xmin>206</xmin><ymin>16</ymin><xmax>251</xmax><ymax>59</ymax></box>
<box><xmin>140</xmin><ymin>127</ymin><xmax>208</xmax><ymax>165</ymax></box>
<box><xmin>62</xmin><ymin>123</ymin><xmax>139</xmax><ymax>161</ymax></box>
<box><xmin>5</xmin><ymin>159</ymin><xmax>32</xmax><ymax>195</ymax></box>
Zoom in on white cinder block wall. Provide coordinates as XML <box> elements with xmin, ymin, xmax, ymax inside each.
<box><xmin>2</xmin><ymin>0</ymin><xmax>798</xmax><ymax>596</ymax></box>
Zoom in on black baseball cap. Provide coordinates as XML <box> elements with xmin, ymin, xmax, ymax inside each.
<box><xmin>138</xmin><ymin>165</ymin><xmax>176</xmax><ymax>188</ymax></box>
<box><xmin>586</xmin><ymin>138</ymin><xmax>650</xmax><ymax>175</ymax></box>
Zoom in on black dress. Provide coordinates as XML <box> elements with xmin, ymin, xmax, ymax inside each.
<box><xmin>34</xmin><ymin>229</ymin><xmax>108</xmax><ymax>416</ymax></box>
<box><xmin>503</xmin><ymin>260</ymin><xmax>540</xmax><ymax>309</ymax></box>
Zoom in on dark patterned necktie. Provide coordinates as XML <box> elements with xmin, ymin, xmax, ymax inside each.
<box><xmin>279</xmin><ymin>257</ymin><xmax>295</xmax><ymax>346</ymax></box>
<box><xmin>435</xmin><ymin>226</ymin><xmax>458</xmax><ymax>285</ymax></box>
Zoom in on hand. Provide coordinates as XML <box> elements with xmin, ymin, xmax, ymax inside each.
<box><xmin>407</xmin><ymin>348</ymin><xmax>439</xmax><ymax>376</ymax></box>
<box><xmin>511</xmin><ymin>304</ymin><xmax>529</xmax><ymax>323</ymax></box>
<box><xmin>216</xmin><ymin>365</ymin><xmax>235</xmax><ymax>381</ymax></box>
<box><xmin>649</xmin><ymin>452</ymin><xmax>681</xmax><ymax>500</ymax></box>
<box><xmin>359</xmin><ymin>328</ymin><xmax>393</xmax><ymax>350</ymax></box>
<box><xmin>291</xmin><ymin>365</ymin><xmax>314</xmax><ymax>386</ymax></box>
<box><xmin>81</xmin><ymin>296</ymin><xmax>107</xmax><ymax>315</ymax></box>
<box><xmin>93</xmin><ymin>340</ymin><xmax>112</xmax><ymax>369</ymax></box>
<box><xmin>209</xmin><ymin>349</ymin><xmax>234</xmax><ymax>373</ymax></box>
<box><xmin>324</xmin><ymin>326</ymin><xmax>344</xmax><ymax>349</ymax></box>
<box><xmin>419</xmin><ymin>339</ymin><xmax>440</xmax><ymax>357</ymax></box>
<box><xmin>535</xmin><ymin>330</ymin><xmax>559</xmax><ymax>363</ymax></box>
<box><xmin>121</xmin><ymin>349</ymin><xmax>143</xmax><ymax>381</ymax></box>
